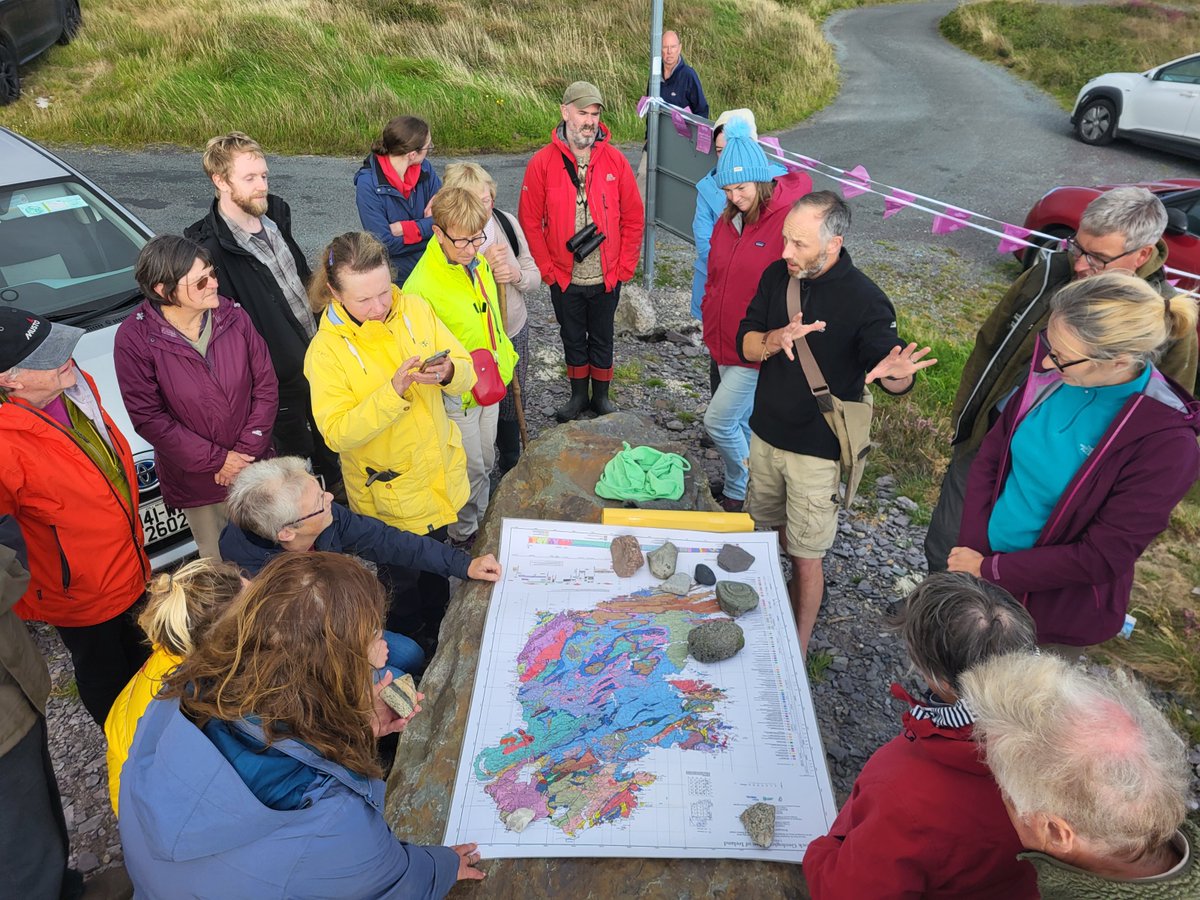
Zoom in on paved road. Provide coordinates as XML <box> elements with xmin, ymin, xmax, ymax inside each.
<box><xmin>54</xmin><ymin>1</ymin><xmax>1200</xmax><ymax>259</ymax></box>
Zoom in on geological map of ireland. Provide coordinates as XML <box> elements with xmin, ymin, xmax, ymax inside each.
<box><xmin>445</xmin><ymin>520</ymin><xmax>836</xmax><ymax>862</ymax></box>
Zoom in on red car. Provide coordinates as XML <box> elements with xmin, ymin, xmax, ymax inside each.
<box><xmin>1019</xmin><ymin>179</ymin><xmax>1200</xmax><ymax>291</ymax></box>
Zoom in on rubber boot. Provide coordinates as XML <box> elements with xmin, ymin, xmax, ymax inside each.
<box><xmin>555</xmin><ymin>378</ymin><xmax>591</xmax><ymax>422</ymax></box>
<box><xmin>590</xmin><ymin>378</ymin><xmax>616</xmax><ymax>415</ymax></box>
<box><xmin>496</xmin><ymin>417</ymin><xmax>521</xmax><ymax>473</ymax></box>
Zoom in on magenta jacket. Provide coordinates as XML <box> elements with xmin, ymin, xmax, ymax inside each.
<box><xmin>702</xmin><ymin>170</ymin><xmax>812</xmax><ymax>367</ymax></box>
<box><xmin>959</xmin><ymin>336</ymin><xmax>1200</xmax><ymax>645</ymax></box>
<box><xmin>114</xmin><ymin>297</ymin><xmax>278</xmax><ymax>509</ymax></box>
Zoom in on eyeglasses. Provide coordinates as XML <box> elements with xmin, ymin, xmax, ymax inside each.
<box><xmin>181</xmin><ymin>268</ymin><xmax>217</xmax><ymax>292</ymax></box>
<box><xmin>1065</xmin><ymin>236</ymin><xmax>1134</xmax><ymax>271</ymax></box>
<box><xmin>286</xmin><ymin>474</ymin><xmax>326</xmax><ymax>528</ymax></box>
<box><xmin>1039</xmin><ymin>328</ymin><xmax>1092</xmax><ymax>372</ymax></box>
<box><xmin>420</xmin><ymin>143</ymin><xmax>435</xmax><ymax>155</ymax></box>
<box><xmin>445</xmin><ymin>232</ymin><xmax>486</xmax><ymax>249</ymax></box>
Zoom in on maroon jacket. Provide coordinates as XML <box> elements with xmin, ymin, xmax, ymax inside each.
<box><xmin>803</xmin><ymin>685</ymin><xmax>1037</xmax><ymax>899</ymax></box>
<box><xmin>702</xmin><ymin>170</ymin><xmax>812</xmax><ymax>367</ymax></box>
<box><xmin>114</xmin><ymin>297</ymin><xmax>278</xmax><ymax>509</ymax></box>
<box><xmin>959</xmin><ymin>337</ymin><xmax>1200</xmax><ymax>645</ymax></box>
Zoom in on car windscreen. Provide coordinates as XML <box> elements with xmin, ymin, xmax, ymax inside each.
<box><xmin>0</xmin><ymin>178</ymin><xmax>147</xmax><ymax>320</ymax></box>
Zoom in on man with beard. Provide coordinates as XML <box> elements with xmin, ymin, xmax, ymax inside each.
<box><xmin>519</xmin><ymin>81</ymin><xmax>644</xmax><ymax>421</ymax></box>
<box><xmin>185</xmin><ymin>133</ymin><xmax>340</xmax><ymax>489</ymax></box>
<box><xmin>737</xmin><ymin>192</ymin><xmax>935</xmax><ymax>653</ymax></box>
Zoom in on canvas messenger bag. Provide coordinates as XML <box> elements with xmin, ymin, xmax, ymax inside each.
<box><xmin>786</xmin><ymin>277</ymin><xmax>874</xmax><ymax>509</ymax></box>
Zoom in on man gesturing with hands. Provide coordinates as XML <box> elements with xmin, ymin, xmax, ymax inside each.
<box><xmin>738</xmin><ymin>192</ymin><xmax>935</xmax><ymax>652</ymax></box>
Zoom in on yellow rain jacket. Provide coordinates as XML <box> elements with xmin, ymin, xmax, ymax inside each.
<box><xmin>104</xmin><ymin>646</ymin><xmax>181</xmax><ymax>815</ymax></box>
<box><xmin>403</xmin><ymin>241</ymin><xmax>518</xmax><ymax>410</ymax></box>
<box><xmin>304</xmin><ymin>287</ymin><xmax>475</xmax><ymax>534</ymax></box>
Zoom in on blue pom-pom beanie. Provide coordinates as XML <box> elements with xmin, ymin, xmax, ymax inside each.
<box><xmin>716</xmin><ymin>117</ymin><xmax>772</xmax><ymax>187</ymax></box>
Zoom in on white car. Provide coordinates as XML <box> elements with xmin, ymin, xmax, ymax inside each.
<box><xmin>1072</xmin><ymin>52</ymin><xmax>1200</xmax><ymax>157</ymax></box>
<box><xmin>1</xmin><ymin>126</ymin><xmax>196</xmax><ymax>568</ymax></box>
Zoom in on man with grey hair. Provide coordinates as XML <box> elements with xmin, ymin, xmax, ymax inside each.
<box><xmin>218</xmin><ymin>457</ymin><xmax>500</xmax><ymax>653</ymax></box>
<box><xmin>926</xmin><ymin>186</ymin><xmax>1198</xmax><ymax>572</ymax></box>
<box><xmin>736</xmin><ymin>191</ymin><xmax>936</xmax><ymax>652</ymax></box>
<box><xmin>963</xmin><ymin>652</ymin><xmax>1199</xmax><ymax>897</ymax></box>
<box><xmin>803</xmin><ymin>573</ymin><xmax>1039</xmax><ymax>896</ymax></box>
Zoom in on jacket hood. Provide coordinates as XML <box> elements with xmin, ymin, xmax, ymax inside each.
<box><xmin>768</xmin><ymin>170</ymin><xmax>812</xmax><ymax>210</ymax></box>
<box><xmin>890</xmin><ymin>684</ymin><xmax>987</xmax><ymax>777</ymax></box>
<box><xmin>218</xmin><ymin>520</ymin><xmax>279</xmax><ymax>575</ymax></box>
<box><xmin>354</xmin><ymin>155</ymin><xmax>434</xmax><ymax>189</ymax></box>
<box><xmin>124</xmin><ymin>295</ymin><xmax>240</xmax><ymax>349</ymax></box>
<box><xmin>185</xmin><ymin>195</ymin><xmax>290</xmax><ymax>253</ymax></box>
<box><xmin>123</xmin><ymin>696</ymin><xmax>379</xmax><ymax>862</ymax></box>
<box><xmin>1137</xmin><ymin>238</ymin><xmax>1169</xmax><ymax>280</ymax></box>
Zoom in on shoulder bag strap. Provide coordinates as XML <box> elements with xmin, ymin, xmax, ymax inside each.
<box><xmin>493</xmin><ymin>209</ymin><xmax>520</xmax><ymax>257</ymax></box>
<box><xmin>786</xmin><ymin>278</ymin><xmax>834</xmax><ymax>412</ymax></box>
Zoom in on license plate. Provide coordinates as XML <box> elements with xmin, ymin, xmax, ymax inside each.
<box><xmin>140</xmin><ymin>498</ymin><xmax>189</xmax><ymax>545</ymax></box>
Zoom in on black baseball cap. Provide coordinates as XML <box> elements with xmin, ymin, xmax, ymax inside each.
<box><xmin>0</xmin><ymin>308</ymin><xmax>84</xmax><ymax>371</ymax></box>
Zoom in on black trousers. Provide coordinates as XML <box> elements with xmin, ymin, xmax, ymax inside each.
<box><xmin>56</xmin><ymin>597</ymin><xmax>150</xmax><ymax>727</ymax></box>
<box><xmin>550</xmin><ymin>282</ymin><xmax>620</xmax><ymax>379</ymax></box>
<box><xmin>379</xmin><ymin>525</ymin><xmax>451</xmax><ymax>661</ymax></box>
<box><xmin>0</xmin><ymin>718</ymin><xmax>83</xmax><ymax>900</ymax></box>
<box><xmin>273</xmin><ymin>386</ymin><xmax>341</xmax><ymax>487</ymax></box>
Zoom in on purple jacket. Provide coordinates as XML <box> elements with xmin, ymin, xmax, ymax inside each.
<box><xmin>114</xmin><ymin>297</ymin><xmax>278</xmax><ymax>509</ymax></box>
<box><xmin>959</xmin><ymin>336</ymin><xmax>1200</xmax><ymax>645</ymax></box>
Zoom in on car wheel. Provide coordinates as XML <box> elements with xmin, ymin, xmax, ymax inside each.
<box><xmin>0</xmin><ymin>42</ymin><xmax>19</xmax><ymax>106</ymax></box>
<box><xmin>1075</xmin><ymin>98</ymin><xmax>1117</xmax><ymax>146</ymax></box>
<box><xmin>1021</xmin><ymin>225</ymin><xmax>1072</xmax><ymax>270</ymax></box>
<box><xmin>58</xmin><ymin>0</ymin><xmax>83</xmax><ymax>44</ymax></box>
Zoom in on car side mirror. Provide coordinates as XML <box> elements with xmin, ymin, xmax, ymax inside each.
<box><xmin>1165</xmin><ymin>208</ymin><xmax>1189</xmax><ymax>236</ymax></box>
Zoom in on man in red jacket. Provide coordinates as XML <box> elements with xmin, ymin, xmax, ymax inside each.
<box><xmin>802</xmin><ymin>573</ymin><xmax>1040</xmax><ymax>899</ymax></box>
<box><xmin>0</xmin><ymin>308</ymin><xmax>151</xmax><ymax>726</ymax></box>
<box><xmin>519</xmin><ymin>81</ymin><xmax>644</xmax><ymax>421</ymax></box>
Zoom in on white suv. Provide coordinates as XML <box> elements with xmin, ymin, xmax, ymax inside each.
<box><xmin>1072</xmin><ymin>52</ymin><xmax>1200</xmax><ymax>158</ymax></box>
<box><xmin>0</xmin><ymin>127</ymin><xmax>196</xmax><ymax>568</ymax></box>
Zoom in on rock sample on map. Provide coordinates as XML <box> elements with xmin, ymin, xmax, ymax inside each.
<box><xmin>610</xmin><ymin>535</ymin><xmax>644</xmax><ymax>577</ymax></box>
<box><xmin>716</xmin><ymin>581</ymin><xmax>759</xmax><ymax>618</ymax></box>
<box><xmin>380</xmin><ymin>674</ymin><xmax>419</xmax><ymax>719</ymax></box>
<box><xmin>717</xmin><ymin>543</ymin><xmax>755</xmax><ymax>573</ymax></box>
<box><xmin>694</xmin><ymin>563</ymin><xmax>716</xmax><ymax>586</ymax></box>
<box><xmin>647</xmin><ymin>541</ymin><xmax>678</xmax><ymax>579</ymax></box>
<box><xmin>502</xmin><ymin>807</ymin><xmax>536</xmax><ymax>833</ymax></box>
<box><xmin>688</xmin><ymin>619</ymin><xmax>745</xmax><ymax>663</ymax></box>
<box><xmin>661</xmin><ymin>573</ymin><xmax>692</xmax><ymax>595</ymax></box>
<box><xmin>740</xmin><ymin>802</ymin><xmax>776</xmax><ymax>848</ymax></box>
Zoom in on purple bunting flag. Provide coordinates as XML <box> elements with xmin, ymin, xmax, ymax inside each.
<box><xmin>931</xmin><ymin>206</ymin><xmax>971</xmax><ymax>235</ymax></box>
<box><xmin>996</xmin><ymin>223</ymin><xmax>1033</xmax><ymax>254</ymax></box>
<box><xmin>760</xmin><ymin>135</ymin><xmax>783</xmax><ymax>156</ymax></box>
<box><xmin>637</xmin><ymin>96</ymin><xmax>650</xmax><ymax>118</ymax></box>
<box><xmin>696</xmin><ymin>124</ymin><xmax>713</xmax><ymax>154</ymax></box>
<box><xmin>671</xmin><ymin>109</ymin><xmax>690</xmax><ymax>138</ymax></box>
<box><xmin>883</xmin><ymin>189</ymin><xmax>916</xmax><ymax>219</ymax></box>
<box><xmin>841</xmin><ymin>165</ymin><xmax>871</xmax><ymax>198</ymax></box>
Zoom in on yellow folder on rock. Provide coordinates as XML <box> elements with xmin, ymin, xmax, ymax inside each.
<box><xmin>600</xmin><ymin>508</ymin><xmax>756</xmax><ymax>533</ymax></box>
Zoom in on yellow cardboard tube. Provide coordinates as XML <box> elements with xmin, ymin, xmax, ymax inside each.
<box><xmin>600</xmin><ymin>508</ymin><xmax>756</xmax><ymax>533</ymax></box>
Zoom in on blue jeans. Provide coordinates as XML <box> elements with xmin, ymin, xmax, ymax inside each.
<box><xmin>703</xmin><ymin>365</ymin><xmax>758</xmax><ymax>501</ymax></box>
<box><xmin>377</xmin><ymin>629</ymin><xmax>425</xmax><ymax>682</ymax></box>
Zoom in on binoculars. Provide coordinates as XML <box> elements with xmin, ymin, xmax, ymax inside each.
<box><xmin>566</xmin><ymin>223</ymin><xmax>606</xmax><ymax>262</ymax></box>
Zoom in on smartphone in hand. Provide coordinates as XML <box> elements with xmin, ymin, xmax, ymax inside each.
<box><xmin>419</xmin><ymin>349</ymin><xmax>450</xmax><ymax>372</ymax></box>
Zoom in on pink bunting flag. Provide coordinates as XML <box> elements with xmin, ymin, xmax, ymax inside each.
<box><xmin>696</xmin><ymin>124</ymin><xmax>713</xmax><ymax>154</ymax></box>
<box><xmin>841</xmin><ymin>165</ymin><xmax>871</xmax><ymax>199</ymax></box>
<box><xmin>931</xmin><ymin>206</ymin><xmax>972</xmax><ymax>235</ymax></box>
<box><xmin>1168</xmin><ymin>277</ymin><xmax>1182</xmax><ymax>287</ymax></box>
<box><xmin>671</xmin><ymin>109</ymin><xmax>690</xmax><ymax>138</ymax></box>
<box><xmin>759</xmin><ymin>135</ymin><xmax>783</xmax><ymax>156</ymax></box>
<box><xmin>883</xmin><ymin>189</ymin><xmax>916</xmax><ymax>220</ymax></box>
<box><xmin>796</xmin><ymin>155</ymin><xmax>818</xmax><ymax>170</ymax></box>
<box><xmin>996</xmin><ymin>223</ymin><xmax>1033</xmax><ymax>254</ymax></box>
<box><xmin>636</xmin><ymin>96</ymin><xmax>650</xmax><ymax>117</ymax></box>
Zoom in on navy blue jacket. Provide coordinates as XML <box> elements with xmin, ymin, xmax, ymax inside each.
<box><xmin>656</xmin><ymin>58</ymin><xmax>708</xmax><ymax>117</ymax></box>
<box><xmin>354</xmin><ymin>156</ymin><xmax>442</xmax><ymax>285</ymax></box>
<box><xmin>219</xmin><ymin>502</ymin><xmax>470</xmax><ymax>579</ymax></box>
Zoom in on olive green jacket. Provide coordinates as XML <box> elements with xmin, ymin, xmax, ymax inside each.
<box><xmin>0</xmin><ymin>516</ymin><xmax>50</xmax><ymax>757</ymax></box>
<box><xmin>1022</xmin><ymin>818</ymin><xmax>1200</xmax><ymax>899</ymax></box>
<box><xmin>950</xmin><ymin>242</ymin><xmax>1197</xmax><ymax>455</ymax></box>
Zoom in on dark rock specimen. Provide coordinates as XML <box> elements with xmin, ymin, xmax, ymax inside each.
<box><xmin>610</xmin><ymin>535</ymin><xmax>643</xmax><ymax>577</ymax></box>
<box><xmin>688</xmin><ymin>619</ymin><xmax>745</xmax><ymax>663</ymax></box>
<box><xmin>694</xmin><ymin>563</ymin><xmax>717</xmax><ymax>586</ymax></box>
<box><xmin>717</xmin><ymin>543</ymin><xmax>755</xmax><ymax>573</ymax></box>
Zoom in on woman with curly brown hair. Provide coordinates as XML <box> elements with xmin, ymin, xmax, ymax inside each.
<box><xmin>118</xmin><ymin>552</ymin><xmax>485</xmax><ymax>898</ymax></box>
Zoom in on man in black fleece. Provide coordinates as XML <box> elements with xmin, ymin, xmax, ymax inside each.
<box><xmin>737</xmin><ymin>191</ymin><xmax>935</xmax><ymax>653</ymax></box>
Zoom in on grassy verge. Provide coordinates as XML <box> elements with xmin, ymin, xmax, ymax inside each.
<box><xmin>941</xmin><ymin>0</ymin><xmax>1200</xmax><ymax>109</ymax></box>
<box><xmin>0</xmin><ymin>0</ymin><xmax>840</xmax><ymax>154</ymax></box>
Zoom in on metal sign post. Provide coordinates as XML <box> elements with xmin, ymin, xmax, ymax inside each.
<box><xmin>642</xmin><ymin>0</ymin><xmax>663</xmax><ymax>290</ymax></box>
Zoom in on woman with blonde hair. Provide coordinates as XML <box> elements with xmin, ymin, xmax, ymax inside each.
<box><xmin>304</xmin><ymin>231</ymin><xmax>473</xmax><ymax>644</ymax></box>
<box><xmin>951</xmin><ymin>271</ymin><xmax>1200</xmax><ymax>647</ymax></box>
<box><xmin>118</xmin><ymin>552</ymin><xmax>486</xmax><ymax>897</ymax></box>
<box><xmin>104</xmin><ymin>558</ymin><xmax>243</xmax><ymax>814</ymax></box>
<box><xmin>403</xmin><ymin>187</ymin><xmax>518</xmax><ymax>548</ymax></box>
<box><xmin>441</xmin><ymin>163</ymin><xmax>540</xmax><ymax>473</ymax></box>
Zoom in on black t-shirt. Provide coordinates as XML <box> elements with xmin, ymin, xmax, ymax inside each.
<box><xmin>736</xmin><ymin>250</ymin><xmax>905</xmax><ymax>460</ymax></box>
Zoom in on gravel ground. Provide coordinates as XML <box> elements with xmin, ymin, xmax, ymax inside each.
<box><xmin>34</xmin><ymin>237</ymin><xmax>1199</xmax><ymax>886</ymax></box>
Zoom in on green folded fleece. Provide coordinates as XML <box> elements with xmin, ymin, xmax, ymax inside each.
<box><xmin>595</xmin><ymin>442</ymin><xmax>691</xmax><ymax>502</ymax></box>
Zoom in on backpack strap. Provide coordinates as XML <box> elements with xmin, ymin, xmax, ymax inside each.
<box><xmin>493</xmin><ymin>209</ymin><xmax>520</xmax><ymax>258</ymax></box>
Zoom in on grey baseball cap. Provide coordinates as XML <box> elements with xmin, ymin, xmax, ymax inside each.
<box><xmin>0</xmin><ymin>308</ymin><xmax>84</xmax><ymax>371</ymax></box>
<box><xmin>562</xmin><ymin>81</ymin><xmax>604</xmax><ymax>109</ymax></box>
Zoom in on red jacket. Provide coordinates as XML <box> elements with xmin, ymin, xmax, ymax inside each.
<box><xmin>518</xmin><ymin>123</ymin><xmax>644</xmax><ymax>292</ymax></box>
<box><xmin>0</xmin><ymin>368</ymin><xmax>149</xmax><ymax>627</ymax></box>
<box><xmin>702</xmin><ymin>171</ymin><xmax>812</xmax><ymax>366</ymax></box>
<box><xmin>803</xmin><ymin>685</ymin><xmax>1037</xmax><ymax>900</ymax></box>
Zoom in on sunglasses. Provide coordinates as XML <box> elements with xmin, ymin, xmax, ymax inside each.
<box><xmin>181</xmin><ymin>268</ymin><xmax>217</xmax><ymax>292</ymax></box>
<box><xmin>1039</xmin><ymin>328</ymin><xmax>1092</xmax><ymax>372</ymax></box>
<box><xmin>286</xmin><ymin>474</ymin><xmax>327</xmax><ymax>528</ymax></box>
<box><xmin>1065</xmin><ymin>236</ymin><xmax>1134</xmax><ymax>271</ymax></box>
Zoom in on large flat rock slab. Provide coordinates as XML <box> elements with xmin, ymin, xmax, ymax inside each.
<box><xmin>385</xmin><ymin>413</ymin><xmax>809</xmax><ymax>897</ymax></box>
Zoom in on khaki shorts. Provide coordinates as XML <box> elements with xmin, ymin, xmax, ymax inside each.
<box><xmin>746</xmin><ymin>434</ymin><xmax>840</xmax><ymax>559</ymax></box>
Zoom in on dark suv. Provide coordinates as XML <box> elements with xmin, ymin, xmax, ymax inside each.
<box><xmin>0</xmin><ymin>0</ymin><xmax>81</xmax><ymax>104</ymax></box>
